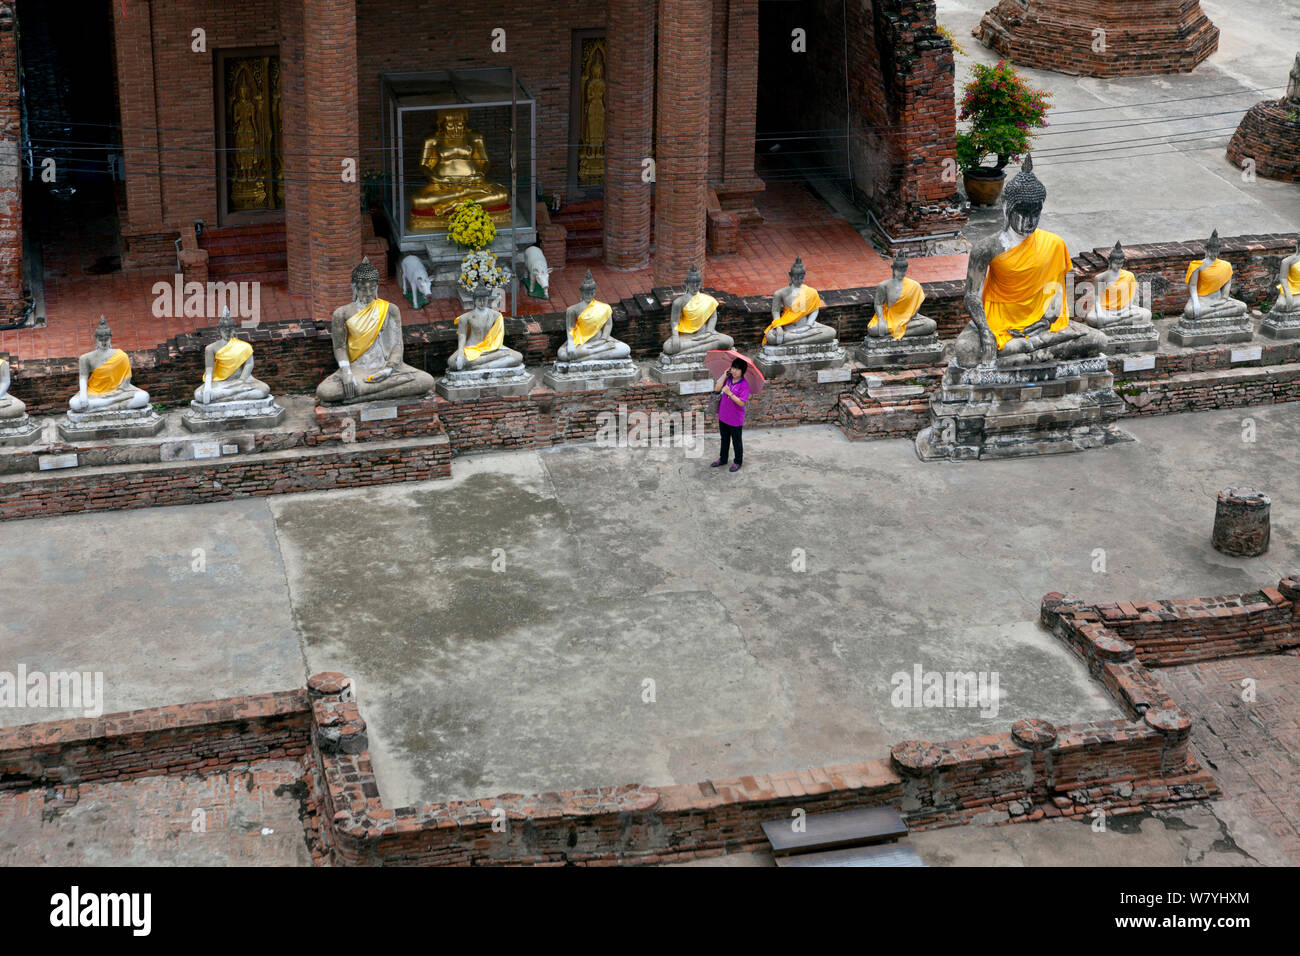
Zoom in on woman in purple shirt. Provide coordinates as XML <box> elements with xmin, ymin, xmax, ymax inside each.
<box><xmin>711</xmin><ymin>357</ymin><xmax>750</xmax><ymax>472</ymax></box>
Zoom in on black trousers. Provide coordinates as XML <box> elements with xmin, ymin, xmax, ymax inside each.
<box><xmin>718</xmin><ymin>421</ymin><xmax>743</xmax><ymax>464</ymax></box>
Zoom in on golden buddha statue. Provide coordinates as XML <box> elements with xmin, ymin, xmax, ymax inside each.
<box><xmin>406</xmin><ymin>109</ymin><xmax>512</xmax><ymax>232</ymax></box>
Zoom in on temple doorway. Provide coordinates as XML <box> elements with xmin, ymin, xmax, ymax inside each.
<box><xmin>17</xmin><ymin>0</ymin><xmax>121</xmax><ymax>302</ymax></box>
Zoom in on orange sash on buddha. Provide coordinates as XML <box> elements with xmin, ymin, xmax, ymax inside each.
<box><xmin>764</xmin><ymin>286</ymin><xmax>821</xmax><ymax>338</ymax></box>
<box><xmin>1278</xmin><ymin>261</ymin><xmax>1300</xmax><ymax>297</ymax></box>
<box><xmin>87</xmin><ymin>349</ymin><xmax>130</xmax><ymax>394</ymax></box>
<box><xmin>870</xmin><ymin>277</ymin><xmax>926</xmax><ymax>340</ymax></box>
<box><xmin>1101</xmin><ymin>270</ymin><xmax>1137</xmax><ymax>312</ymax></box>
<box><xmin>982</xmin><ymin>229</ymin><xmax>1072</xmax><ymax>350</ymax></box>
<box><xmin>1185</xmin><ymin>259</ymin><xmax>1232</xmax><ymax>296</ymax></box>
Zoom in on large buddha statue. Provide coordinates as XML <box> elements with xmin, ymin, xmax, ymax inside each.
<box><xmin>662</xmin><ymin>264</ymin><xmax>733</xmax><ymax>357</ymax></box>
<box><xmin>956</xmin><ymin>156</ymin><xmax>1105</xmax><ymax>367</ymax></box>
<box><xmin>406</xmin><ymin>109</ymin><xmax>512</xmax><ymax>233</ymax></box>
<box><xmin>1181</xmin><ymin>230</ymin><xmax>1248</xmax><ymax>321</ymax></box>
<box><xmin>765</xmin><ymin>256</ymin><xmax>836</xmax><ymax>346</ymax></box>
<box><xmin>195</xmin><ymin>309</ymin><xmax>271</xmax><ymax>405</ymax></box>
<box><xmin>869</xmin><ymin>253</ymin><xmax>937</xmax><ymax>341</ymax></box>
<box><xmin>558</xmin><ymin>270</ymin><xmax>631</xmax><ymax>363</ymax></box>
<box><xmin>0</xmin><ymin>358</ymin><xmax>24</xmax><ymax>422</ymax></box>
<box><xmin>1085</xmin><ymin>242</ymin><xmax>1152</xmax><ymax>329</ymax></box>
<box><xmin>70</xmin><ymin>317</ymin><xmax>151</xmax><ymax>412</ymax></box>
<box><xmin>316</xmin><ymin>258</ymin><xmax>435</xmax><ymax>404</ymax></box>
<box><xmin>448</xmin><ymin>283</ymin><xmax>526</xmax><ymax>371</ymax></box>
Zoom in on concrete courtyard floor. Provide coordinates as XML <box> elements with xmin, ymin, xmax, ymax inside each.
<box><xmin>4</xmin><ymin>405</ymin><xmax>1299</xmax><ymax>819</ymax></box>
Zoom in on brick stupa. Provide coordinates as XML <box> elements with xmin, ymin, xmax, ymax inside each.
<box><xmin>1226</xmin><ymin>54</ymin><xmax>1300</xmax><ymax>184</ymax></box>
<box><xmin>974</xmin><ymin>0</ymin><xmax>1219</xmax><ymax>77</ymax></box>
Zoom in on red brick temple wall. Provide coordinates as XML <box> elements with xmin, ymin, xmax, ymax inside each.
<box><xmin>974</xmin><ymin>0</ymin><xmax>1219</xmax><ymax>77</ymax></box>
<box><xmin>0</xmin><ymin>2</ymin><xmax>23</xmax><ymax>323</ymax></box>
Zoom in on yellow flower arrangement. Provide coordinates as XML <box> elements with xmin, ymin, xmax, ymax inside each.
<box><xmin>447</xmin><ymin>201</ymin><xmax>497</xmax><ymax>251</ymax></box>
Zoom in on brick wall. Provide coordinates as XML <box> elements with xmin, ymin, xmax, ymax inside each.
<box><xmin>0</xmin><ymin>3</ymin><xmax>20</xmax><ymax>323</ymax></box>
<box><xmin>1044</xmin><ymin>577</ymin><xmax>1300</xmax><ymax>669</ymax></box>
<box><xmin>0</xmin><ymin>690</ymin><xmax>311</xmax><ymax>789</ymax></box>
<box><xmin>974</xmin><ymin>0</ymin><xmax>1219</xmax><ymax>77</ymax></box>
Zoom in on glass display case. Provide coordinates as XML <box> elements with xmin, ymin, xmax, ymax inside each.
<box><xmin>380</xmin><ymin>68</ymin><xmax>536</xmax><ymax>256</ymax></box>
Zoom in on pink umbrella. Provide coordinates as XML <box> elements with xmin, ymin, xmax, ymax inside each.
<box><xmin>704</xmin><ymin>349</ymin><xmax>766</xmax><ymax>395</ymax></box>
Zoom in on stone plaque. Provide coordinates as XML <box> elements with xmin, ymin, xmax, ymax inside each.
<box><xmin>583</xmin><ymin>379</ymin><xmax>606</xmax><ymax>391</ymax></box>
<box><xmin>359</xmin><ymin>404</ymin><xmax>399</xmax><ymax>422</ymax></box>
<box><xmin>193</xmin><ymin>441</ymin><xmax>222</xmax><ymax>460</ymax></box>
<box><xmin>38</xmin><ymin>454</ymin><xmax>79</xmax><ymax>471</ymax></box>
<box><xmin>817</xmin><ymin>367</ymin><xmax>852</xmax><ymax>383</ymax></box>
<box><xmin>678</xmin><ymin>379</ymin><xmax>713</xmax><ymax>395</ymax></box>
<box><xmin>1230</xmin><ymin>346</ymin><xmax>1262</xmax><ymax>363</ymax></box>
<box><xmin>221</xmin><ymin>444</ymin><xmax>240</xmax><ymax>455</ymax></box>
<box><xmin>1122</xmin><ymin>355</ymin><xmax>1156</xmax><ymax>372</ymax></box>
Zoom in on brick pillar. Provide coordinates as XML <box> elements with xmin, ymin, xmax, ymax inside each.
<box><xmin>721</xmin><ymin>0</ymin><xmax>758</xmax><ymax>189</ymax></box>
<box><xmin>302</xmin><ymin>0</ymin><xmax>361</xmax><ymax>320</ymax></box>
<box><xmin>653</xmin><ymin>0</ymin><xmax>711</xmax><ymax>287</ymax></box>
<box><xmin>0</xmin><ymin>2</ymin><xmax>21</xmax><ymax>320</ymax></box>
<box><xmin>110</xmin><ymin>0</ymin><xmax>164</xmax><ymax>260</ymax></box>
<box><xmin>602</xmin><ymin>0</ymin><xmax>655</xmax><ymax>270</ymax></box>
<box><xmin>281</xmin><ymin>0</ymin><xmax>310</xmax><ymax>297</ymax></box>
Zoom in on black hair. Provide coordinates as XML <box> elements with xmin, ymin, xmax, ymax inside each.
<box><xmin>730</xmin><ymin>357</ymin><xmax>748</xmax><ymax>375</ymax></box>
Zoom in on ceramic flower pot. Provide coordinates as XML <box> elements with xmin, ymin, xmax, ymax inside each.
<box><xmin>963</xmin><ymin>167</ymin><xmax>1007</xmax><ymax>207</ymax></box>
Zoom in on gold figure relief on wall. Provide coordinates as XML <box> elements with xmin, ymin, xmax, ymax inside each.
<box><xmin>224</xmin><ymin>53</ymin><xmax>283</xmax><ymax>213</ymax></box>
<box><xmin>577</xmin><ymin>37</ymin><xmax>606</xmax><ymax>185</ymax></box>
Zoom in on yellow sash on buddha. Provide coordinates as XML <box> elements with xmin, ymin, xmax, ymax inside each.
<box><xmin>983</xmin><ymin>229</ymin><xmax>1072</xmax><ymax>350</ymax></box>
<box><xmin>87</xmin><ymin>349</ymin><xmax>130</xmax><ymax>394</ymax></box>
<box><xmin>1100</xmin><ymin>270</ymin><xmax>1137</xmax><ymax>312</ymax></box>
<box><xmin>571</xmin><ymin>300</ymin><xmax>612</xmax><ymax>348</ymax></box>
<box><xmin>870</xmin><ymin>278</ymin><xmax>925</xmax><ymax>340</ymax></box>
<box><xmin>764</xmin><ymin>286</ymin><xmax>822</xmax><ymax>337</ymax></box>
<box><xmin>676</xmin><ymin>292</ymin><xmax>719</xmax><ymax>334</ymax></box>
<box><xmin>212</xmin><ymin>338</ymin><xmax>253</xmax><ymax>381</ymax></box>
<box><xmin>1185</xmin><ymin>259</ymin><xmax>1232</xmax><ymax>297</ymax></box>
<box><xmin>1278</xmin><ymin>261</ymin><xmax>1300</xmax><ymax>297</ymax></box>
<box><xmin>345</xmin><ymin>299</ymin><xmax>389</xmax><ymax>363</ymax></box>
<box><xmin>456</xmin><ymin>312</ymin><xmax>503</xmax><ymax>362</ymax></box>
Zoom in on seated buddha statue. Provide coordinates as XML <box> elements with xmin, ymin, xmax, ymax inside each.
<box><xmin>1183</xmin><ymin>230</ymin><xmax>1248</xmax><ymax>320</ymax></box>
<box><xmin>1085</xmin><ymin>241</ymin><xmax>1153</xmax><ymax>328</ymax></box>
<box><xmin>868</xmin><ymin>253</ymin><xmax>937</xmax><ymax>340</ymax></box>
<box><xmin>448</xmin><ymin>283</ymin><xmax>526</xmax><ymax>371</ymax></box>
<box><xmin>1272</xmin><ymin>237</ymin><xmax>1300</xmax><ymax>315</ymax></box>
<box><xmin>765</xmin><ymin>256</ymin><xmax>837</xmax><ymax>346</ymax></box>
<box><xmin>316</xmin><ymin>258</ymin><xmax>435</xmax><ymax>404</ymax></box>
<box><xmin>406</xmin><ymin>109</ymin><xmax>511</xmax><ymax>233</ymax></box>
<box><xmin>955</xmin><ymin>156</ymin><xmax>1105</xmax><ymax>367</ymax></box>
<box><xmin>661</xmin><ymin>264</ymin><xmax>734</xmax><ymax>356</ymax></box>
<box><xmin>558</xmin><ymin>270</ymin><xmax>631</xmax><ymax>362</ymax></box>
<box><xmin>0</xmin><ymin>358</ymin><xmax>25</xmax><ymax>420</ymax></box>
<box><xmin>195</xmin><ymin>309</ymin><xmax>272</xmax><ymax>404</ymax></box>
<box><xmin>69</xmin><ymin>317</ymin><xmax>151</xmax><ymax>412</ymax></box>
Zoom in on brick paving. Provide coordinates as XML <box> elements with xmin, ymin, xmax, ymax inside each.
<box><xmin>1160</xmin><ymin>652</ymin><xmax>1300</xmax><ymax>864</ymax></box>
<box><xmin>7</xmin><ymin>179</ymin><xmax>967</xmax><ymax>361</ymax></box>
<box><xmin>0</xmin><ymin>759</ymin><xmax>312</xmax><ymax>866</ymax></box>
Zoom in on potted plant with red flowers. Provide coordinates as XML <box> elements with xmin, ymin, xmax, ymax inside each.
<box><xmin>955</xmin><ymin>60</ymin><xmax>1051</xmax><ymax>206</ymax></box>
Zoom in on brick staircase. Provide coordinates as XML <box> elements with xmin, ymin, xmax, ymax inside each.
<box><xmin>550</xmin><ymin>199</ymin><xmax>604</xmax><ymax>260</ymax></box>
<box><xmin>198</xmin><ymin>221</ymin><xmax>288</xmax><ymax>284</ymax></box>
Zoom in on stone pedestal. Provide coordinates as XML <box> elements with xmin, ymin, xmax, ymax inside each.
<box><xmin>915</xmin><ymin>355</ymin><xmax>1132</xmax><ymax>461</ymax></box>
<box><xmin>1167</xmin><ymin>312</ymin><xmax>1254</xmax><ymax>346</ymax></box>
<box><xmin>1212</xmin><ymin>487</ymin><xmax>1270</xmax><ymax>556</ymax></box>
<box><xmin>436</xmin><ymin>365</ymin><xmax>534</xmax><ymax>401</ymax></box>
<box><xmin>182</xmin><ymin>396</ymin><xmax>287</xmax><ymax>432</ymax></box>
<box><xmin>0</xmin><ymin>415</ymin><xmax>41</xmax><ymax>447</ymax></box>
<box><xmin>856</xmin><ymin>333</ymin><xmax>943</xmax><ymax>369</ymax></box>
<box><xmin>754</xmin><ymin>340</ymin><xmax>847</xmax><ymax>377</ymax></box>
<box><xmin>1094</xmin><ymin>318</ymin><xmax>1160</xmax><ymax>354</ymax></box>
<box><xmin>648</xmin><ymin>351</ymin><xmax>713</xmax><ymax>384</ymax></box>
<box><xmin>1259</xmin><ymin>311</ymin><xmax>1300</xmax><ymax>340</ymax></box>
<box><xmin>58</xmin><ymin>406</ymin><xmax>164</xmax><ymax>441</ymax></box>
<box><xmin>542</xmin><ymin>357</ymin><xmax>640</xmax><ymax>393</ymax></box>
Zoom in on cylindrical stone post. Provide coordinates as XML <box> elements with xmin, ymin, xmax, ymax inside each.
<box><xmin>1212</xmin><ymin>487</ymin><xmax>1271</xmax><ymax>556</ymax></box>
